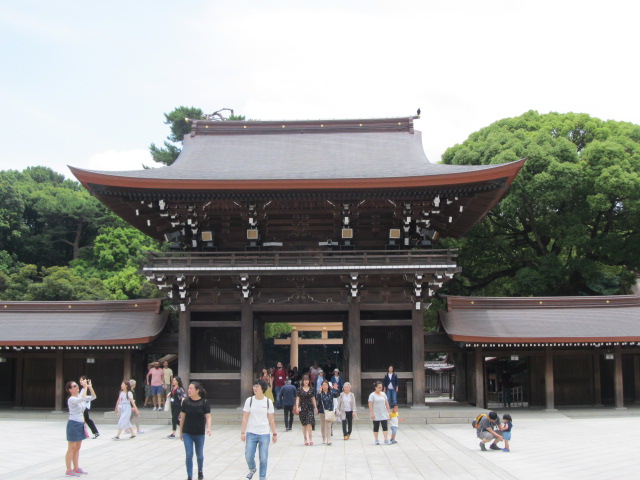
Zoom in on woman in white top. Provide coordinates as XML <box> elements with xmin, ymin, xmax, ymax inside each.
<box><xmin>368</xmin><ymin>380</ymin><xmax>391</xmax><ymax>445</ymax></box>
<box><xmin>65</xmin><ymin>377</ymin><xmax>96</xmax><ymax>477</ymax></box>
<box><xmin>113</xmin><ymin>380</ymin><xmax>138</xmax><ymax>440</ymax></box>
<box><xmin>336</xmin><ymin>382</ymin><xmax>358</xmax><ymax>440</ymax></box>
<box><xmin>241</xmin><ymin>380</ymin><xmax>277</xmax><ymax>480</ymax></box>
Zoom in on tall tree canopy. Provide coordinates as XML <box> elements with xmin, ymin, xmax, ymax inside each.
<box><xmin>440</xmin><ymin>111</ymin><xmax>640</xmax><ymax>297</ymax></box>
<box><xmin>149</xmin><ymin>106</ymin><xmax>246</xmax><ymax>166</ymax></box>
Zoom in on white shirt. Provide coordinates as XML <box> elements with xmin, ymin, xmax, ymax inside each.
<box><xmin>243</xmin><ymin>396</ymin><xmax>274</xmax><ymax>435</ymax></box>
<box><xmin>342</xmin><ymin>393</ymin><xmax>353</xmax><ymax>412</ymax></box>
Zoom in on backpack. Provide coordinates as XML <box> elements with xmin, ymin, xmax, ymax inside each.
<box><xmin>471</xmin><ymin>413</ymin><xmax>487</xmax><ymax>429</ymax></box>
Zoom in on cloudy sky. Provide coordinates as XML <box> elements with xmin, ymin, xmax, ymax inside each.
<box><xmin>1</xmin><ymin>0</ymin><xmax>638</xmax><ymax>178</ymax></box>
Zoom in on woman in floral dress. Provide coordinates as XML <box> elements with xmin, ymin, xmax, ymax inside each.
<box><xmin>295</xmin><ymin>374</ymin><xmax>318</xmax><ymax>445</ymax></box>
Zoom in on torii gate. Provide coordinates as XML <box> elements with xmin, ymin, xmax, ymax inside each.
<box><xmin>274</xmin><ymin>322</ymin><xmax>343</xmax><ymax>368</ymax></box>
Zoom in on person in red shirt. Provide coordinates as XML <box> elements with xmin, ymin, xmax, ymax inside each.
<box><xmin>272</xmin><ymin>361</ymin><xmax>288</xmax><ymax>409</ymax></box>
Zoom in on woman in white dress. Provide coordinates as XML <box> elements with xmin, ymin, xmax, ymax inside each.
<box><xmin>113</xmin><ymin>380</ymin><xmax>138</xmax><ymax>439</ymax></box>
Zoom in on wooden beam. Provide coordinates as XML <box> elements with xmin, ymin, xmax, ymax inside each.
<box><xmin>474</xmin><ymin>347</ymin><xmax>484</xmax><ymax>408</ymax></box>
<box><xmin>290</xmin><ymin>322</ymin><xmax>343</xmax><ymax>331</ymax></box>
<box><xmin>614</xmin><ymin>344</ymin><xmax>624</xmax><ymax>409</ymax></box>
<box><xmin>54</xmin><ymin>350</ymin><xmax>64</xmax><ymax>412</ymax></box>
<box><xmin>274</xmin><ymin>338</ymin><xmax>343</xmax><ymax>345</ymax></box>
<box><xmin>412</xmin><ymin>307</ymin><xmax>426</xmax><ymax>407</ymax></box>
<box><xmin>240</xmin><ymin>303</ymin><xmax>254</xmax><ymax>403</ymax></box>
<box><xmin>544</xmin><ymin>347</ymin><xmax>555</xmax><ymax>410</ymax></box>
<box><xmin>594</xmin><ymin>352</ymin><xmax>602</xmax><ymax>406</ymax></box>
<box><xmin>290</xmin><ymin>330</ymin><xmax>299</xmax><ymax>369</ymax></box>
<box><xmin>348</xmin><ymin>302</ymin><xmax>361</xmax><ymax>405</ymax></box>
<box><xmin>178</xmin><ymin>308</ymin><xmax>191</xmax><ymax>385</ymax></box>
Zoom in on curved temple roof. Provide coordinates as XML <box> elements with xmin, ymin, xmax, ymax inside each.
<box><xmin>70</xmin><ymin>117</ymin><xmax>524</xmax><ymax>190</ymax></box>
<box><xmin>0</xmin><ymin>299</ymin><xmax>167</xmax><ymax>347</ymax></box>
<box><xmin>441</xmin><ymin>295</ymin><xmax>640</xmax><ymax>344</ymax></box>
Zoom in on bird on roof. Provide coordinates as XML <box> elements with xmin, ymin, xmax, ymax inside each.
<box><xmin>417</xmin><ymin>108</ymin><xmax>421</xmax><ymax>116</ymax></box>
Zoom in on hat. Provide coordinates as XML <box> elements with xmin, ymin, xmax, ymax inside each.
<box><xmin>334</xmin><ymin>368</ymin><xmax>339</xmax><ymax>372</ymax></box>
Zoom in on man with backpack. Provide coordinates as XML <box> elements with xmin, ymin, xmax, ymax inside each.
<box><xmin>476</xmin><ymin>411</ymin><xmax>503</xmax><ymax>451</ymax></box>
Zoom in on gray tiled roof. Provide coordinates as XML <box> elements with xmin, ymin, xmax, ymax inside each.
<box><xmin>0</xmin><ymin>309</ymin><xmax>167</xmax><ymax>346</ymax></box>
<box><xmin>87</xmin><ymin>130</ymin><xmax>501</xmax><ymax>181</ymax></box>
<box><xmin>441</xmin><ymin>296</ymin><xmax>640</xmax><ymax>342</ymax></box>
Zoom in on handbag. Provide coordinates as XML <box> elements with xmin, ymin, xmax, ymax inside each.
<box><xmin>164</xmin><ymin>399</ymin><xmax>171</xmax><ymax>412</ymax></box>
<box><xmin>324</xmin><ymin>410</ymin><xmax>337</xmax><ymax>422</ymax></box>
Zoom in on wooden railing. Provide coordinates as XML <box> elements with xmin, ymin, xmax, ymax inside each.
<box><xmin>144</xmin><ymin>249</ymin><xmax>458</xmax><ymax>271</ymax></box>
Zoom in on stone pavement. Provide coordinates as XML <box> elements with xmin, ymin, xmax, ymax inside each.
<box><xmin>1</xmin><ymin>409</ymin><xmax>639</xmax><ymax>480</ymax></box>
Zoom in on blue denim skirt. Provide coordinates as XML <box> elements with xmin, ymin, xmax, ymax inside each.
<box><xmin>67</xmin><ymin>420</ymin><xmax>85</xmax><ymax>442</ymax></box>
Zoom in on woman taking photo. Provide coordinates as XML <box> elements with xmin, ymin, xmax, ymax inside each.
<box><xmin>295</xmin><ymin>374</ymin><xmax>318</xmax><ymax>446</ymax></box>
<box><xmin>167</xmin><ymin>376</ymin><xmax>186</xmax><ymax>438</ymax></box>
<box><xmin>113</xmin><ymin>380</ymin><xmax>138</xmax><ymax>440</ymax></box>
<box><xmin>241</xmin><ymin>379</ymin><xmax>277</xmax><ymax>480</ymax></box>
<box><xmin>316</xmin><ymin>380</ymin><xmax>337</xmax><ymax>445</ymax></box>
<box><xmin>336</xmin><ymin>382</ymin><xmax>358</xmax><ymax>440</ymax></box>
<box><xmin>180</xmin><ymin>382</ymin><xmax>212</xmax><ymax>480</ymax></box>
<box><xmin>64</xmin><ymin>377</ymin><xmax>96</xmax><ymax>477</ymax></box>
<box><xmin>368</xmin><ymin>380</ymin><xmax>391</xmax><ymax>445</ymax></box>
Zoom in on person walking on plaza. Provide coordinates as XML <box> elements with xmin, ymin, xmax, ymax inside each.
<box><xmin>273</xmin><ymin>361</ymin><xmax>288</xmax><ymax>409</ymax></box>
<box><xmin>147</xmin><ymin>361</ymin><xmax>164</xmax><ymax>410</ymax></box>
<box><xmin>167</xmin><ymin>376</ymin><xmax>186</xmax><ymax>438</ymax></box>
<box><xmin>368</xmin><ymin>381</ymin><xmax>391</xmax><ymax>445</ymax></box>
<box><xmin>329</xmin><ymin>368</ymin><xmax>343</xmax><ymax>394</ymax></box>
<box><xmin>163</xmin><ymin>360</ymin><xmax>174</xmax><ymax>405</ymax></box>
<box><xmin>336</xmin><ymin>382</ymin><xmax>357</xmax><ymax>440</ymax></box>
<box><xmin>79</xmin><ymin>375</ymin><xmax>99</xmax><ymax>439</ymax></box>
<box><xmin>113</xmin><ymin>380</ymin><xmax>137</xmax><ymax>440</ymax></box>
<box><xmin>128</xmin><ymin>379</ymin><xmax>144</xmax><ymax>434</ymax></box>
<box><xmin>382</xmin><ymin>365</ymin><xmax>398</xmax><ymax>407</ymax></box>
<box><xmin>281</xmin><ymin>379</ymin><xmax>297</xmax><ymax>431</ymax></box>
<box><xmin>389</xmin><ymin>404</ymin><xmax>401</xmax><ymax>443</ymax></box>
<box><xmin>260</xmin><ymin>368</ymin><xmax>275</xmax><ymax>402</ymax></box>
<box><xmin>315</xmin><ymin>369</ymin><xmax>325</xmax><ymax>391</ymax></box>
<box><xmin>143</xmin><ymin>362</ymin><xmax>153</xmax><ymax>408</ymax></box>
<box><xmin>295</xmin><ymin>374</ymin><xmax>318</xmax><ymax>445</ymax></box>
<box><xmin>316</xmin><ymin>380</ymin><xmax>337</xmax><ymax>445</ymax></box>
<box><xmin>64</xmin><ymin>377</ymin><xmax>96</xmax><ymax>477</ymax></box>
<box><xmin>241</xmin><ymin>380</ymin><xmax>278</xmax><ymax>480</ymax></box>
<box><xmin>180</xmin><ymin>382</ymin><xmax>211</xmax><ymax>480</ymax></box>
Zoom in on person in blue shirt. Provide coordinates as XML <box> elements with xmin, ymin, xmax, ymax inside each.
<box><xmin>329</xmin><ymin>368</ymin><xmax>343</xmax><ymax>394</ymax></box>
<box><xmin>499</xmin><ymin>414</ymin><xmax>513</xmax><ymax>452</ymax></box>
<box><xmin>280</xmin><ymin>380</ymin><xmax>297</xmax><ymax>431</ymax></box>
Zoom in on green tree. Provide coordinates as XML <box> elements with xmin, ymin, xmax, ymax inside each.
<box><xmin>441</xmin><ymin>111</ymin><xmax>640</xmax><ymax>297</ymax></box>
<box><xmin>264</xmin><ymin>323</ymin><xmax>294</xmax><ymax>339</ymax></box>
<box><xmin>149</xmin><ymin>106</ymin><xmax>205</xmax><ymax>166</ymax></box>
<box><xmin>148</xmin><ymin>106</ymin><xmax>246</xmax><ymax>166</ymax></box>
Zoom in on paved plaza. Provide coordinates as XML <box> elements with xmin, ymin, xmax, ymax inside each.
<box><xmin>2</xmin><ymin>407</ymin><xmax>640</xmax><ymax>480</ymax></box>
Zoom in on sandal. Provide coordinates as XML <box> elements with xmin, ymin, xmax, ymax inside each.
<box><xmin>310</xmin><ymin>441</ymin><xmax>314</xmax><ymax>446</ymax></box>
<box><xmin>304</xmin><ymin>442</ymin><xmax>309</xmax><ymax>446</ymax></box>
<box><xmin>112</xmin><ymin>436</ymin><xmax>120</xmax><ymax>440</ymax></box>
<box><xmin>130</xmin><ymin>435</ymin><xmax>136</xmax><ymax>439</ymax></box>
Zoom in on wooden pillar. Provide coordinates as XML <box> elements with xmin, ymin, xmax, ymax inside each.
<box><xmin>54</xmin><ymin>350</ymin><xmax>64</xmax><ymax>412</ymax></box>
<box><xmin>474</xmin><ymin>348</ymin><xmax>484</xmax><ymax>408</ymax></box>
<box><xmin>544</xmin><ymin>347</ymin><xmax>555</xmax><ymax>410</ymax></box>
<box><xmin>634</xmin><ymin>356</ymin><xmax>640</xmax><ymax>403</ymax></box>
<box><xmin>290</xmin><ymin>329</ymin><xmax>299</xmax><ymax>369</ymax></box>
<box><xmin>255</xmin><ymin>319</ymin><xmax>264</xmax><ymax>372</ymax></box>
<box><xmin>614</xmin><ymin>345</ymin><xmax>625</xmax><ymax>409</ymax></box>
<box><xmin>15</xmin><ymin>357</ymin><xmax>24</xmax><ymax>407</ymax></box>
<box><xmin>124</xmin><ymin>351</ymin><xmax>132</xmax><ymax>383</ymax></box>
<box><xmin>347</xmin><ymin>301</ymin><xmax>361</xmax><ymax>405</ymax></box>
<box><xmin>412</xmin><ymin>307</ymin><xmax>426</xmax><ymax>407</ymax></box>
<box><xmin>240</xmin><ymin>302</ymin><xmax>254</xmax><ymax>402</ymax></box>
<box><xmin>178</xmin><ymin>308</ymin><xmax>191</xmax><ymax>385</ymax></box>
<box><xmin>593</xmin><ymin>351</ymin><xmax>602</xmax><ymax>406</ymax></box>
